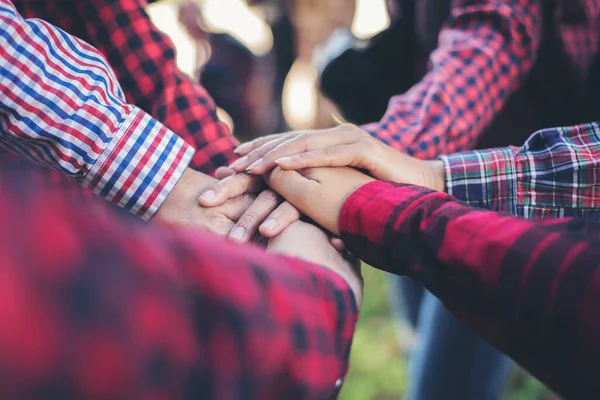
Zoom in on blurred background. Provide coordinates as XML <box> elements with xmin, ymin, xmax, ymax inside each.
<box><xmin>147</xmin><ymin>1</ymin><xmax>551</xmax><ymax>398</ymax></box>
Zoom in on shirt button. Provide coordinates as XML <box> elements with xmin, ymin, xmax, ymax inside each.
<box><xmin>335</xmin><ymin>379</ymin><xmax>343</xmax><ymax>388</ymax></box>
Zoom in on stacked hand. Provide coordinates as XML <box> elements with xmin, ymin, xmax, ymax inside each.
<box><xmin>226</xmin><ymin>124</ymin><xmax>446</xmax><ymax>234</ymax></box>
<box><xmin>154</xmin><ymin>167</ymin><xmax>300</xmax><ymax>242</ymax></box>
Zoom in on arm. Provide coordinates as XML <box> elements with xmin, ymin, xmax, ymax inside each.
<box><xmin>265</xmin><ymin>166</ymin><xmax>600</xmax><ymax>399</ymax></box>
<box><xmin>234</xmin><ymin>121</ymin><xmax>600</xmax><ymax>220</ymax></box>
<box><xmin>340</xmin><ymin>181</ymin><xmax>600</xmax><ymax>399</ymax></box>
<box><xmin>0</xmin><ymin>160</ymin><xmax>358</xmax><ymax>400</ymax></box>
<box><xmin>0</xmin><ymin>0</ymin><xmax>193</xmax><ymax>220</ymax></box>
<box><xmin>363</xmin><ymin>0</ymin><xmax>541</xmax><ymax>159</ymax></box>
<box><xmin>441</xmin><ymin>121</ymin><xmax>600</xmax><ymax>218</ymax></box>
<box><xmin>14</xmin><ymin>0</ymin><xmax>238</xmax><ymax>175</ymax></box>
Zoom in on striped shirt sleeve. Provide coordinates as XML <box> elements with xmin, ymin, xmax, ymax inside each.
<box><xmin>0</xmin><ymin>0</ymin><xmax>194</xmax><ymax>220</ymax></box>
<box><xmin>440</xmin><ymin>122</ymin><xmax>600</xmax><ymax>219</ymax></box>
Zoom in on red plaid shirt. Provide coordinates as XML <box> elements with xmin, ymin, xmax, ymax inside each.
<box><xmin>0</xmin><ymin>158</ymin><xmax>357</xmax><ymax>400</ymax></box>
<box><xmin>340</xmin><ymin>180</ymin><xmax>600</xmax><ymax>399</ymax></box>
<box><xmin>364</xmin><ymin>0</ymin><xmax>600</xmax><ymax>159</ymax></box>
<box><xmin>13</xmin><ymin>0</ymin><xmax>238</xmax><ymax>175</ymax></box>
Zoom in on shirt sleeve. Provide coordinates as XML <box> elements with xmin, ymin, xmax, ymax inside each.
<box><xmin>13</xmin><ymin>0</ymin><xmax>238</xmax><ymax>175</ymax></box>
<box><xmin>0</xmin><ymin>0</ymin><xmax>194</xmax><ymax>220</ymax></box>
<box><xmin>339</xmin><ymin>180</ymin><xmax>600</xmax><ymax>399</ymax></box>
<box><xmin>363</xmin><ymin>0</ymin><xmax>541</xmax><ymax>160</ymax></box>
<box><xmin>440</xmin><ymin>122</ymin><xmax>600</xmax><ymax>219</ymax></box>
<box><xmin>0</xmin><ymin>158</ymin><xmax>358</xmax><ymax>400</ymax></box>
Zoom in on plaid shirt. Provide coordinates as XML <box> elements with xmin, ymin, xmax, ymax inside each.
<box><xmin>364</xmin><ymin>0</ymin><xmax>600</xmax><ymax>159</ymax></box>
<box><xmin>340</xmin><ymin>180</ymin><xmax>600</xmax><ymax>399</ymax></box>
<box><xmin>12</xmin><ymin>0</ymin><xmax>238</xmax><ymax>175</ymax></box>
<box><xmin>441</xmin><ymin>122</ymin><xmax>600</xmax><ymax>219</ymax></box>
<box><xmin>0</xmin><ymin>158</ymin><xmax>357</xmax><ymax>400</ymax></box>
<box><xmin>0</xmin><ymin>0</ymin><xmax>194</xmax><ymax>220</ymax></box>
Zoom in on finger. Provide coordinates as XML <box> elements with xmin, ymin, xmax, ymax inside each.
<box><xmin>273</xmin><ymin>143</ymin><xmax>367</xmax><ymax>170</ymax></box>
<box><xmin>215</xmin><ymin>166</ymin><xmax>236</xmax><ymax>180</ymax></box>
<box><xmin>246</xmin><ymin>129</ymin><xmax>366</xmax><ymax>175</ymax></box>
<box><xmin>229</xmin><ymin>189</ymin><xmax>281</xmax><ymax>243</ymax></box>
<box><xmin>330</xmin><ymin>237</ymin><xmax>346</xmax><ymax>251</ymax></box>
<box><xmin>234</xmin><ymin>132</ymin><xmax>292</xmax><ymax>155</ymax></box>
<box><xmin>259</xmin><ymin>201</ymin><xmax>301</xmax><ymax>237</ymax></box>
<box><xmin>229</xmin><ymin>134</ymin><xmax>299</xmax><ymax>172</ymax></box>
<box><xmin>198</xmin><ymin>173</ymin><xmax>264</xmax><ymax>207</ymax></box>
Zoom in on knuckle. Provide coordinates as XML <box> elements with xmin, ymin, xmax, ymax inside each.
<box><xmin>258</xmin><ymin>189</ymin><xmax>280</xmax><ymax>204</ymax></box>
<box><xmin>239</xmin><ymin>210</ymin><xmax>261</xmax><ymax>225</ymax></box>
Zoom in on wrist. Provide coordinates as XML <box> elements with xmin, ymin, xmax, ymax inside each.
<box><xmin>428</xmin><ymin>160</ymin><xmax>446</xmax><ymax>192</ymax></box>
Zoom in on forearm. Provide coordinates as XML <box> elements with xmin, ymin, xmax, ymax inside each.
<box><xmin>340</xmin><ymin>181</ymin><xmax>600</xmax><ymax>398</ymax></box>
<box><xmin>363</xmin><ymin>0</ymin><xmax>540</xmax><ymax>159</ymax></box>
<box><xmin>441</xmin><ymin>122</ymin><xmax>600</xmax><ymax>219</ymax></box>
<box><xmin>0</xmin><ymin>0</ymin><xmax>193</xmax><ymax>219</ymax></box>
<box><xmin>0</xmin><ymin>159</ymin><xmax>358</xmax><ymax>399</ymax></box>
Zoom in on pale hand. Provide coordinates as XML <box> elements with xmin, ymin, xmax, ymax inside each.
<box><xmin>230</xmin><ymin>124</ymin><xmax>445</xmax><ymax>192</ymax></box>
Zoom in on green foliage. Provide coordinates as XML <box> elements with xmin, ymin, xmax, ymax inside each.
<box><xmin>339</xmin><ymin>267</ymin><xmax>553</xmax><ymax>400</ymax></box>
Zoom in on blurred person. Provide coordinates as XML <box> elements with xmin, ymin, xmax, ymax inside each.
<box><xmin>9</xmin><ymin>0</ymin><xmax>302</xmax><ymax>243</ymax></box>
<box><xmin>283</xmin><ymin>0</ymin><xmax>600</xmax><ymax>398</ymax></box>
<box><xmin>0</xmin><ymin>156</ymin><xmax>362</xmax><ymax>400</ymax></box>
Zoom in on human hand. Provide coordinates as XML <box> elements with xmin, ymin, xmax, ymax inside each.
<box><xmin>154</xmin><ymin>168</ymin><xmax>256</xmax><ymax>236</ymax></box>
<box><xmin>265</xmin><ymin>167</ymin><xmax>375</xmax><ymax>236</ymax></box>
<box><xmin>196</xmin><ymin>167</ymin><xmax>301</xmax><ymax>242</ymax></box>
<box><xmin>230</xmin><ymin>124</ymin><xmax>445</xmax><ymax>192</ymax></box>
<box><xmin>268</xmin><ymin>220</ymin><xmax>363</xmax><ymax>307</ymax></box>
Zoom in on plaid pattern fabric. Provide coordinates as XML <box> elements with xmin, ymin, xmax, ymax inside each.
<box><xmin>13</xmin><ymin>0</ymin><xmax>239</xmax><ymax>175</ymax></box>
<box><xmin>0</xmin><ymin>0</ymin><xmax>193</xmax><ymax>220</ymax></box>
<box><xmin>0</xmin><ymin>158</ymin><xmax>358</xmax><ymax>400</ymax></box>
<box><xmin>364</xmin><ymin>0</ymin><xmax>600</xmax><ymax>159</ymax></box>
<box><xmin>340</xmin><ymin>180</ymin><xmax>600</xmax><ymax>399</ymax></box>
<box><xmin>441</xmin><ymin>122</ymin><xmax>600</xmax><ymax>219</ymax></box>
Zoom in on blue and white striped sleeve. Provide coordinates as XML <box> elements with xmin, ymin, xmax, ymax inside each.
<box><xmin>0</xmin><ymin>0</ymin><xmax>194</xmax><ymax>220</ymax></box>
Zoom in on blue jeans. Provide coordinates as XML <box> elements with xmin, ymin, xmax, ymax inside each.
<box><xmin>389</xmin><ymin>275</ymin><xmax>514</xmax><ymax>400</ymax></box>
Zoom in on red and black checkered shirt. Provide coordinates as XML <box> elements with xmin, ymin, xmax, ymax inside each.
<box><xmin>340</xmin><ymin>180</ymin><xmax>600</xmax><ymax>399</ymax></box>
<box><xmin>0</xmin><ymin>159</ymin><xmax>357</xmax><ymax>400</ymax></box>
<box><xmin>364</xmin><ymin>0</ymin><xmax>600</xmax><ymax>159</ymax></box>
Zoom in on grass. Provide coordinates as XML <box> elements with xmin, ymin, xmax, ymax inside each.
<box><xmin>338</xmin><ymin>267</ymin><xmax>552</xmax><ymax>400</ymax></box>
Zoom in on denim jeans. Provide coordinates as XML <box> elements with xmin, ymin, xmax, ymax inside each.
<box><xmin>389</xmin><ymin>275</ymin><xmax>514</xmax><ymax>400</ymax></box>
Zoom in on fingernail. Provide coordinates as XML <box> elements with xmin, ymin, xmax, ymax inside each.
<box><xmin>199</xmin><ymin>189</ymin><xmax>216</xmax><ymax>202</ymax></box>
<box><xmin>261</xmin><ymin>218</ymin><xmax>278</xmax><ymax>232</ymax></box>
<box><xmin>229</xmin><ymin>226</ymin><xmax>246</xmax><ymax>242</ymax></box>
<box><xmin>246</xmin><ymin>158</ymin><xmax>263</xmax><ymax>172</ymax></box>
<box><xmin>274</xmin><ymin>157</ymin><xmax>292</xmax><ymax>164</ymax></box>
<box><xmin>235</xmin><ymin>143</ymin><xmax>250</xmax><ymax>154</ymax></box>
<box><xmin>229</xmin><ymin>156</ymin><xmax>248</xmax><ymax>170</ymax></box>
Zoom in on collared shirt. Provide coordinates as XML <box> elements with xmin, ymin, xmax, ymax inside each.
<box><xmin>0</xmin><ymin>0</ymin><xmax>194</xmax><ymax>220</ymax></box>
<box><xmin>12</xmin><ymin>0</ymin><xmax>239</xmax><ymax>174</ymax></box>
<box><xmin>0</xmin><ymin>157</ymin><xmax>358</xmax><ymax>399</ymax></box>
<box><xmin>364</xmin><ymin>0</ymin><xmax>600</xmax><ymax>160</ymax></box>
<box><xmin>340</xmin><ymin>179</ymin><xmax>600</xmax><ymax>399</ymax></box>
<box><xmin>441</xmin><ymin>121</ymin><xmax>600</xmax><ymax>219</ymax></box>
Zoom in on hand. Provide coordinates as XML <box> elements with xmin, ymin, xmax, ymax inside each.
<box><xmin>196</xmin><ymin>167</ymin><xmax>301</xmax><ymax>242</ymax></box>
<box><xmin>230</xmin><ymin>124</ymin><xmax>446</xmax><ymax>192</ymax></box>
<box><xmin>154</xmin><ymin>168</ymin><xmax>256</xmax><ymax>235</ymax></box>
<box><xmin>265</xmin><ymin>167</ymin><xmax>375</xmax><ymax>236</ymax></box>
<box><xmin>268</xmin><ymin>221</ymin><xmax>363</xmax><ymax>307</ymax></box>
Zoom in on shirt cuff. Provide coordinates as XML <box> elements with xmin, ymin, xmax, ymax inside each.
<box><xmin>440</xmin><ymin>147</ymin><xmax>519</xmax><ymax>214</ymax></box>
<box><xmin>83</xmin><ymin>107</ymin><xmax>194</xmax><ymax>221</ymax></box>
